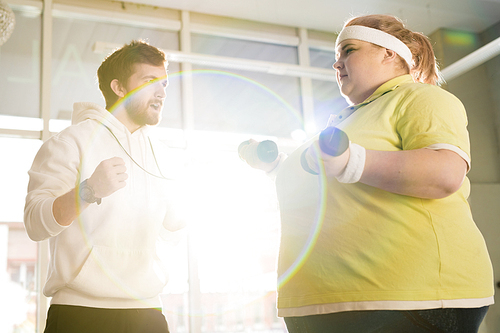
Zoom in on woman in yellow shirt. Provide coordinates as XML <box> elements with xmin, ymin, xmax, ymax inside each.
<box><xmin>241</xmin><ymin>14</ymin><xmax>494</xmax><ymax>332</ymax></box>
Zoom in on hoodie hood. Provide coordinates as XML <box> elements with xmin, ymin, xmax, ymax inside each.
<box><xmin>72</xmin><ymin>102</ymin><xmax>125</xmax><ymax>131</ymax></box>
<box><xmin>72</xmin><ymin>102</ymin><xmax>151</xmax><ymax>137</ymax></box>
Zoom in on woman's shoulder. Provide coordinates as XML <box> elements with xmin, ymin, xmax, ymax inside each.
<box><xmin>398</xmin><ymin>80</ymin><xmax>463</xmax><ymax>106</ymax></box>
<box><xmin>399</xmin><ymin>79</ymin><xmax>452</xmax><ymax>94</ymax></box>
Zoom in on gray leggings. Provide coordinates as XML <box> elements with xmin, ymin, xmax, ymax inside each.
<box><xmin>284</xmin><ymin>307</ymin><xmax>489</xmax><ymax>333</ymax></box>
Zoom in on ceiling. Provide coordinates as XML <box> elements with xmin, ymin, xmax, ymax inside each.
<box><xmin>120</xmin><ymin>0</ymin><xmax>500</xmax><ymax>36</ymax></box>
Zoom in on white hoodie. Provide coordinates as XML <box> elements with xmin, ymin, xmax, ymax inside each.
<box><xmin>24</xmin><ymin>102</ymin><xmax>181</xmax><ymax>308</ymax></box>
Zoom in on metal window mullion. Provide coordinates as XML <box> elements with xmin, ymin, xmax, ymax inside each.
<box><xmin>40</xmin><ymin>0</ymin><xmax>51</xmax><ymax>140</ymax></box>
<box><xmin>180</xmin><ymin>10</ymin><xmax>194</xmax><ymax>134</ymax></box>
<box><xmin>165</xmin><ymin>50</ymin><xmax>336</xmax><ymax>82</ymax></box>
<box><xmin>298</xmin><ymin>27</ymin><xmax>316</xmax><ymax>136</ymax></box>
<box><xmin>180</xmin><ymin>10</ymin><xmax>202</xmax><ymax>333</ymax></box>
<box><xmin>36</xmin><ymin>0</ymin><xmax>52</xmax><ymax>331</ymax></box>
<box><xmin>51</xmin><ymin>3</ymin><xmax>181</xmax><ymax>32</ymax></box>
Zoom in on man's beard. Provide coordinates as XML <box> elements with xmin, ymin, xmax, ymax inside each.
<box><xmin>124</xmin><ymin>98</ymin><xmax>162</xmax><ymax>127</ymax></box>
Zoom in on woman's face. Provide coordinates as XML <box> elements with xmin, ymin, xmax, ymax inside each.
<box><xmin>333</xmin><ymin>39</ymin><xmax>394</xmax><ymax>105</ymax></box>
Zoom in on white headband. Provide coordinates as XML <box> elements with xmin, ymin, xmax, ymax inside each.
<box><xmin>336</xmin><ymin>25</ymin><xmax>413</xmax><ymax>67</ymax></box>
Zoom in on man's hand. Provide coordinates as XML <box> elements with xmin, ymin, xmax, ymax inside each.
<box><xmin>52</xmin><ymin>157</ymin><xmax>128</xmax><ymax>226</ymax></box>
<box><xmin>87</xmin><ymin>157</ymin><xmax>128</xmax><ymax>199</ymax></box>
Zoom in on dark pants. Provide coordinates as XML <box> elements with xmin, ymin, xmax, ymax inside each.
<box><xmin>284</xmin><ymin>307</ymin><xmax>489</xmax><ymax>333</ymax></box>
<box><xmin>44</xmin><ymin>305</ymin><xmax>170</xmax><ymax>333</ymax></box>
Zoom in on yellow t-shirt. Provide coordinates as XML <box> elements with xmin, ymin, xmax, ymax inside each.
<box><xmin>275</xmin><ymin>75</ymin><xmax>494</xmax><ymax>315</ymax></box>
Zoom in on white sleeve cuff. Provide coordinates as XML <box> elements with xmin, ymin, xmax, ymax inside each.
<box><xmin>336</xmin><ymin>143</ymin><xmax>366</xmax><ymax>183</ymax></box>
<box><xmin>424</xmin><ymin>143</ymin><xmax>470</xmax><ymax>171</ymax></box>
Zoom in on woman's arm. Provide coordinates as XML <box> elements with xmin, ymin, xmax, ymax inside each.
<box><xmin>319</xmin><ymin>146</ymin><xmax>468</xmax><ymax>199</ymax></box>
<box><xmin>360</xmin><ymin>148</ymin><xmax>467</xmax><ymax>199</ymax></box>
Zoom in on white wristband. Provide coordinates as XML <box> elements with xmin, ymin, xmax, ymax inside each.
<box><xmin>336</xmin><ymin>143</ymin><xmax>366</xmax><ymax>183</ymax></box>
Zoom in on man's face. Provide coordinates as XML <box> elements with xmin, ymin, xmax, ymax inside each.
<box><xmin>122</xmin><ymin>63</ymin><xmax>168</xmax><ymax>127</ymax></box>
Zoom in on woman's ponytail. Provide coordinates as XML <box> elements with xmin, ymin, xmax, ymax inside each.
<box><xmin>408</xmin><ymin>31</ymin><xmax>442</xmax><ymax>85</ymax></box>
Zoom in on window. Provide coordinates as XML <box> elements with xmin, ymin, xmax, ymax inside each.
<box><xmin>0</xmin><ymin>137</ymin><xmax>42</xmax><ymax>332</ymax></box>
<box><xmin>191</xmin><ymin>34</ymin><xmax>302</xmax><ymax>138</ymax></box>
<box><xmin>0</xmin><ymin>8</ymin><xmax>42</xmax><ymax>126</ymax></box>
<box><xmin>190</xmin><ymin>66</ymin><xmax>303</xmax><ymax>137</ymax></box>
<box><xmin>309</xmin><ymin>48</ymin><xmax>348</xmax><ymax>131</ymax></box>
<box><xmin>192</xmin><ymin>33</ymin><xmax>298</xmax><ymax>64</ymax></box>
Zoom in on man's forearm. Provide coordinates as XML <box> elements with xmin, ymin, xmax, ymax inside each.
<box><xmin>52</xmin><ymin>188</ymin><xmax>90</xmax><ymax>226</ymax></box>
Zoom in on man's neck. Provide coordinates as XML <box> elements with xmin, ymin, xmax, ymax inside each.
<box><xmin>111</xmin><ymin>107</ymin><xmax>141</xmax><ymax>133</ymax></box>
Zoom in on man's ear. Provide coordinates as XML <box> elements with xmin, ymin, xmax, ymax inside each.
<box><xmin>110</xmin><ymin>79</ymin><xmax>126</xmax><ymax>98</ymax></box>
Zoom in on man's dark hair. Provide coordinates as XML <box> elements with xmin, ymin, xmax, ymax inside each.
<box><xmin>97</xmin><ymin>40</ymin><xmax>167</xmax><ymax>109</ymax></box>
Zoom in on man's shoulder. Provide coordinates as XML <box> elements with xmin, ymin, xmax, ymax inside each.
<box><xmin>46</xmin><ymin>119</ymin><xmax>102</xmax><ymax>148</ymax></box>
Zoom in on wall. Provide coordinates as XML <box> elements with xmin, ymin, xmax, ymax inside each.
<box><xmin>430</xmin><ymin>25</ymin><xmax>500</xmax><ymax>332</ymax></box>
<box><xmin>481</xmin><ymin>21</ymin><xmax>500</xmax><ymax>159</ymax></box>
<box><xmin>471</xmin><ymin>184</ymin><xmax>500</xmax><ymax>332</ymax></box>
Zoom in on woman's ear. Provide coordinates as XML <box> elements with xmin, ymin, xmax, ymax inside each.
<box><xmin>110</xmin><ymin>79</ymin><xmax>126</xmax><ymax>98</ymax></box>
<box><xmin>383</xmin><ymin>49</ymin><xmax>399</xmax><ymax>63</ymax></box>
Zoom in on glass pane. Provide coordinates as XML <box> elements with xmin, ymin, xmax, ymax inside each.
<box><xmin>309</xmin><ymin>48</ymin><xmax>336</xmax><ymax>70</ymax></box>
<box><xmin>0</xmin><ymin>138</ymin><xmax>42</xmax><ymax>222</ymax></box>
<box><xmin>191</xmin><ymin>35</ymin><xmax>301</xmax><ymax>137</ymax></box>
<box><xmin>50</xmin><ymin>16</ymin><xmax>182</xmax><ymax>131</ymax></box>
<box><xmin>170</xmin><ymin>141</ymin><xmax>287</xmax><ymax>332</ymax></box>
<box><xmin>191</xmin><ymin>66</ymin><xmax>303</xmax><ymax>137</ymax></box>
<box><xmin>0</xmin><ymin>8</ymin><xmax>42</xmax><ymax>121</ymax></box>
<box><xmin>159</xmin><ymin>233</ymin><xmax>189</xmax><ymax>332</ymax></box>
<box><xmin>309</xmin><ymin>49</ymin><xmax>348</xmax><ymax>132</ymax></box>
<box><xmin>192</xmin><ymin>34</ymin><xmax>298</xmax><ymax>64</ymax></box>
<box><xmin>157</xmin><ymin>144</ymin><xmax>189</xmax><ymax>331</ymax></box>
<box><xmin>311</xmin><ymin>79</ymin><xmax>348</xmax><ymax>131</ymax></box>
<box><xmin>0</xmin><ymin>137</ymin><xmax>42</xmax><ymax>332</ymax></box>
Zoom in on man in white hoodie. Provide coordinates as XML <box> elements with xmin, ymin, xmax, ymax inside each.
<box><xmin>24</xmin><ymin>40</ymin><xmax>184</xmax><ymax>332</ymax></box>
